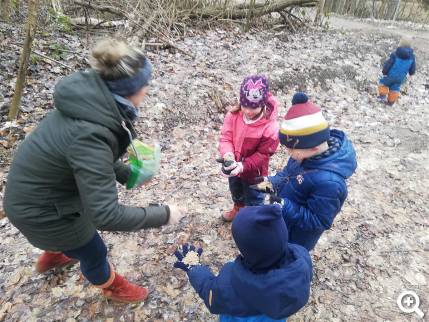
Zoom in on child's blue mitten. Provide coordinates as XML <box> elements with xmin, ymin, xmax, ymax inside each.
<box><xmin>173</xmin><ymin>243</ymin><xmax>203</xmax><ymax>272</ymax></box>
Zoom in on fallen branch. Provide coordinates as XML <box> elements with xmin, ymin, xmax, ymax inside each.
<box><xmin>72</xmin><ymin>1</ymin><xmax>195</xmax><ymax>59</ymax></box>
<box><xmin>127</xmin><ymin>18</ymin><xmax>196</xmax><ymax>59</ymax></box>
<box><xmin>285</xmin><ymin>8</ymin><xmax>305</xmax><ymax>24</ymax></box>
<box><xmin>71</xmin><ymin>0</ymin><xmax>124</xmax><ymax>17</ymax></box>
<box><xmin>279</xmin><ymin>11</ymin><xmax>297</xmax><ymax>31</ymax></box>
<box><xmin>70</xmin><ymin>17</ymin><xmax>127</xmax><ymax>27</ymax></box>
<box><xmin>191</xmin><ymin>0</ymin><xmax>317</xmax><ymax>20</ymax></box>
<box><xmin>33</xmin><ymin>51</ymin><xmax>72</xmax><ymax>70</ymax></box>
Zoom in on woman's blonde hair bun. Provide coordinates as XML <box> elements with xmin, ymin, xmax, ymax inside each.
<box><xmin>90</xmin><ymin>38</ymin><xmax>146</xmax><ymax>80</ymax></box>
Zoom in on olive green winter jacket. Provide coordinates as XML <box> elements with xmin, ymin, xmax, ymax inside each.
<box><xmin>3</xmin><ymin>69</ymin><xmax>169</xmax><ymax>251</ymax></box>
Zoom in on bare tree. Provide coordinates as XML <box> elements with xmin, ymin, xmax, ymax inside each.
<box><xmin>8</xmin><ymin>0</ymin><xmax>39</xmax><ymax>120</ymax></box>
<box><xmin>314</xmin><ymin>0</ymin><xmax>326</xmax><ymax>25</ymax></box>
<box><xmin>386</xmin><ymin>0</ymin><xmax>401</xmax><ymax>20</ymax></box>
<box><xmin>392</xmin><ymin>0</ymin><xmax>401</xmax><ymax>21</ymax></box>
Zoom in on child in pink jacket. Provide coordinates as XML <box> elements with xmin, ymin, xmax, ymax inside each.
<box><xmin>219</xmin><ymin>75</ymin><xmax>279</xmax><ymax>221</ymax></box>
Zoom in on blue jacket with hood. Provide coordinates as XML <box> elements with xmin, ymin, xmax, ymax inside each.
<box><xmin>382</xmin><ymin>46</ymin><xmax>416</xmax><ymax>83</ymax></box>
<box><xmin>269</xmin><ymin>129</ymin><xmax>357</xmax><ymax>251</ymax></box>
<box><xmin>186</xmin><ymin>205</ymin><xmax>313</xmax><ymax>321</ymax></box>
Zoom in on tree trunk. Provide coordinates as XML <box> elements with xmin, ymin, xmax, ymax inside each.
<box><xmin>324</xmin><ymin>0</ymin><xmax>335</xmax><ymax>13</ymax></box>
<box><xmin>314</xmin><ymin>0</ymin><xmax>326</xmax><ymax>25</ymax></box>
<box><xmin>344</xmin><ymin>0</ymin><xmax>353</xmax><ymax>14</ymax></box>
<box><xmin>386</xmin><ymin>0</ymin><xmax>400</xmax><ymax>20</ymax></box>
<box><xmin>349</xmin><ymin>0</ymin><xmax>359</xmax><ymax>15</ymax></box>
<box><xmin>331</xmin><ymin>0</ymin><xmax>340</xmax><ymax>12</ymax></box>
<box><xmin>8</xmin><ymin>0</ymin><xmax>39</xmax><ymax>120</ymax></box>
<box><xmin>0</xmin><ymin>0</ymin><xmax>11</xmax><ymax>22</ymax></box>
<box><xmin>378</xmin><ymin>0</ymin><xmax>388</xmax><ymax>19</ymax></box>
<box><xmin>392</xmin><ymin>0</ymin><xmax>401</xmax><ymax>21</ymax></box>
<box><xmin>337</xmin><ymin>0</ymin><xmax>346</xmax><ymax>14</ymax></box>
<box><xmin>406</xmin><ymin>0</ymin><xmax>417</xmax><ymax>21</ymax></box>
<box><xmin>245</xmin><ymin>0</ymin><xmax>256</xmax><ymax>31</ymax></box>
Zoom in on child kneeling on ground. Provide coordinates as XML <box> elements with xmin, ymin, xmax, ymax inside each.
<box><xmin>173</xmin><ymin>204</ymin><xmax>312</xmax><ymax>322</ymax></box>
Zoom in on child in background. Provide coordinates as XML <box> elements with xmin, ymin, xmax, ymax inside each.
<box><xmin>218</xmin><ymin>75</ymin><xmax>279</xmax><ymax>221</ymax></box>
<box><xmin>173</xmin><ymin>205</ymin><xmax>313</xmax><ymax>322</ymax></box>
<box><xmin>252</xmin><ymin>93</ymin><xmax>357</xmax><ymax>251</ymax></box>
<box><xmin>378</xmin><ymin>36</ymin><xmax>416</xmax><ymax>106</ymax></box>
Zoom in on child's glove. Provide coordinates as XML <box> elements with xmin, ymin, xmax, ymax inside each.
<box><xmin>173</xmin><ymin>243</ymin><xmax>203</xmax><ymax>272</ymax></box>
<box><xmin>265</xmin><ymin>194</ymin><xmax>285</xmax><ymax>207</ymax></box>
<box><xmin>250</xmin><ymin>176</ymin><xmax>274</xmax><ymax>193</ymax></box>
<box><xmin>126</xmin><ymin>140</ymin><xmax>161</xmax><ymax>189</ymax></box>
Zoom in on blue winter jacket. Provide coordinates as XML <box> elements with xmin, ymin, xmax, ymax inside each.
<box><xmin>382</xmin><ymin>47</ymin><xmax>416</xmax><ymax>82</ymax></box>
<box><xmin>187</xmin><ymin>244</ymin><xmax>312</xmax><ymax>321</ymax></box>
<box><xmin>269</xmin><ymin>130</ymin><xmax>357</xmax><ymax>251</ymax></box>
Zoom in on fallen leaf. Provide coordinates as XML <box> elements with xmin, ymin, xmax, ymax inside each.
<box><xmin>0</xmin><ymin>302</ymin><xmax>12</xmax><ymax>321</ymax></box>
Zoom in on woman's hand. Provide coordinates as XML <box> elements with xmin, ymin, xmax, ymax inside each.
<box><xmin>167</xmin><ymin>204</ymin><xmax>186</xmax><ymax>225</ymax></box>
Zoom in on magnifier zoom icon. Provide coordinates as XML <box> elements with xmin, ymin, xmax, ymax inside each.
<box><xmin>397</xmin><ymin>291</ymin><xmax>425</xmax><ymax>319</ymax></box>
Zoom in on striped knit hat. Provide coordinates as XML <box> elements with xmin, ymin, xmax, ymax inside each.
<box><xmin>279</xmin><ymin>93</ymin><xmax>330</xmax><ymax>149</ymax></box>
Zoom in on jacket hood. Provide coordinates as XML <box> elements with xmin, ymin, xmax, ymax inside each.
<box><xmin>396</xmin><ymin>47</ymin><xmax>414</xmax><ymax>60</ymax></box>
<box><xmin>232</xmin><ymin>205</ymin><xmax>292</xmax><ymax>273</ymax></box>
<box><xmin>231</xmin><ymin>244</ymin><xmax>312</xmax><ymax>319</ymax></box>
<box><xmin>303</xmin><ymin>129</ymin><xmax>357</xmax><ymax>179</ymax></box>
<box><xmin>54</xmin><ymin>70</ymin><xmax>124</xmax><ymax>134</ymax></box>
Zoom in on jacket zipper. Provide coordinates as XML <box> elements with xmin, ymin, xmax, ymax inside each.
<box><xmin>121</xmin><ymin>121</ymin><xmax>139</xmax><ymax>161</ymax></box>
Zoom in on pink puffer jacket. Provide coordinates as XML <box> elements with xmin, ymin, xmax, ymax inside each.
<box><xmin>218</xmin><ymin>93</ymin><xmax>280</xmax><ymax>184</ymax></box>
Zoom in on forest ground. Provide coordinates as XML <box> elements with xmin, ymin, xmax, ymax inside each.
<box><xmin>0</xmin><ymin>15</ymin><xmax>428</xmax><ymax>322</ymax></box>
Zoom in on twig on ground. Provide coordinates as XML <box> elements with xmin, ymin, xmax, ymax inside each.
<box><xmin>32</xmin><ymin>51</ymin><xmax>72</xmax><ymax>70</ymax></box>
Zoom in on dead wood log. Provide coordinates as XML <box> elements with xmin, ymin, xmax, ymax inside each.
<box><xmin>70</xmin><ymin>17</ymin><xmax>126</xmax><ymax>27</ymax></box>
<box><xmin>71</xmin><ymin>1</ymin><xmax>194</xmax><ymax>58</ymax></box>
<box><xmin>72</xmin><ymin>0</ymin><xmax>125</xmax><ymax>17</ymax></box>
<box><xmin>191</xmin><ymin>0</ymin><xmax>317</xmax><ymax>19</ymax></box>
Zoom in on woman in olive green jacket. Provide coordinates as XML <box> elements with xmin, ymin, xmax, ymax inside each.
<box><xmin>3</xmin><ymin>39</ymin><xmax>183</xmax><ymax>303</ymax></box>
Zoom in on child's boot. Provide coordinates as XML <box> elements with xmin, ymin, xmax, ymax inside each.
<box><xmin>222</xmin><ymin>203</ymin><xmax>244</xmax><ymax>222</ymax></box>
<box><xmin>98</xmin><ymin>270</ymin><xmax>148</xmax><ymax>303</ymax></box>
<box><xmin>377</xmin><ymin>85</ymin><xmax>389</xmax><ymax>102</ymax></box>
<box><xmin>387</xmin><ymin>91</ymin><xmax>399</xmax><ymax>106</ymax></box>
<box><xmin>36</xmin><ymin>251</ymin><xmax>77</xmax><ymax>273</ymax></box>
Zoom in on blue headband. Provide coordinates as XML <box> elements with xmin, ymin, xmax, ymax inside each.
<box><xmin>105</xmin><ymin>58</ymin><xmax>152</xmax><ymax>97</ymax></box>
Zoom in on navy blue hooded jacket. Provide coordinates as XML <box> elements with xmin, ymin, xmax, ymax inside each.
<box><xmin>269</xmin><ymin>129</ymin><xmax>357</xmax><ymax>251</ymax></box>
<box><xmin>382</xmin><ymin>47</ymin><xmax>416</xmax><ymax>82</ymax></box>
<box><xmin>187</xmin><ymin>205</ymin><xmax>313</xmax><ymax>320</ymax></box>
